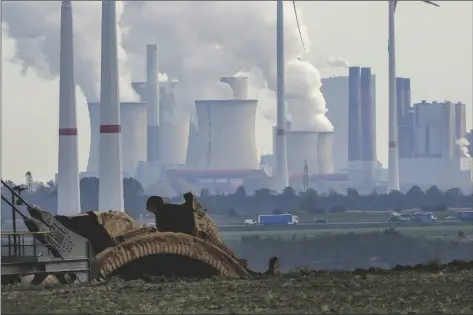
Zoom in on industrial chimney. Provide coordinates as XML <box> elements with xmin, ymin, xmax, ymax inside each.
<box><xmin>57</xmin><ymin>0</ymin><xmax>81</xmax><ymax>215</ymax></box>
<box><xmin>219</xmin><ymin>76</ymin><xmax>249</xmax><ymax>99</ymax></box>
<box><xmin>98</xmin><ymin>0</ymin><xmax>124</xmax><ymax>211</ymax></box>
<box><xmin>146</xmin><ymin>44</ymin><xmax>160</xmax><ymax>162</ymax></box>
<box><xmin>348</xmin><ymin>66</ymin><xmax>362</xmax><ymax>166</ymax></box>
<box><xmin>360</xmin><ymin>67</ymin><xmax>375</xmax><ymax>162</ymax></box>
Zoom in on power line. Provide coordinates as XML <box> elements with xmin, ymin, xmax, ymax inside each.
<box><xmin>292</xmin><ymin>1</ymin><xmax>306</xmax><ymax>52</ymax></box>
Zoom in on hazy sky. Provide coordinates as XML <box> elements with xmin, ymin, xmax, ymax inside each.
<box><xmin>1</xmin><ymin>1</ymin><xmax>472</xmax><ymax>183</ymax></box>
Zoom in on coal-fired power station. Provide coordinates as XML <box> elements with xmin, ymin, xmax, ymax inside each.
<box><xmin>49</xmin><ymin>1</ymin><xmax>471</xmax><ymax>211</ymax></box>
<box><xmin>57</xmin><ymin>0</ymin><xmax>80</xmax><ymax>215</ymax></box>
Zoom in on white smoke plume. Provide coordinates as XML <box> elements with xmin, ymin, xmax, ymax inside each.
<box><xmin>119</xmin><ymin>1</ymin><xmax>332</xmax><ymax>131</ymax></box>
<box><xmin>326</xmin><ymin>56</ymin><xmax>351</xmax><ymax>68</ymax></box>
<box><xmin>1</xmin><ymin>1</ymin><xmax>136</xmax><ymax>101</ymax></box>
<box><xmin>456</xmin><ymin>138</ymin><xmax>471</xmax><ymax>158</ymax></box>
<box><xmin>285</xmin><ymin>59</ymin><xmax>334</xmax><ymax>131</ymax></box>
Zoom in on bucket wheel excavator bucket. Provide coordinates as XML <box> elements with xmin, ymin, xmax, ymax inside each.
<box><xmin>23</xmin><ymin>192</ymin><xmax>279</xmax><ymax>283</ymax></box>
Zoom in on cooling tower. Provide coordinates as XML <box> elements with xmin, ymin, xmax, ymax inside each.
<box><xmin>185</xmin><ymin>121</ymin><xmax>199</xmax><ymax>167</ymax></box>
<box><xmin>194</xmin><ymin>99</ymin><xmax>259</xmax><ymax>169</ymax></box>
<box><xmin>131</xmin><ymin>81</ymin><xmax>147</xmax><ymax>101</ymax></box>
<box><xmin>57</xmin><ymin>0</ymin><xmax>80</xmax><ymax>215</ymax></box>
<box><xmin>87</xmin><ymin>102</ymin><xmax>147</xmax><ymax>177</ymax></box>
<box><xmin>99</xmin><ymin>0</ymin><xmax>124</xmax><ymax>211</ymax></box>
<box><xmin>159</xmin><ymin>81</ymin><xmax>189</xmax><ymax>165</ymax></box>
<box><xmin>360</xmin><ymin>67</ymin><xmax>375</xmax><ymax>162</ymax></box>
<box><xmin>220</xmin><ymin>77</ymin><xmax>249</xmax><ymax>99</ymax></box>
<box><xmin>348</xmin><ymin>67</ymin><xmax>362</xmax><ymax>162</ymax></box>
<box><xmin>317</xmin><ymin>132</ymin><xmax>334</xmax><ymax>174</ymax></box>
<box><xmin>286</xmin><ymin>131</ymin><xmax>319</xmax><ymax>175</ymax></box>
<box><xmin>146</xmin><ymin>44</ymin><xmax>160</xmax><ymax>162</ymax></box>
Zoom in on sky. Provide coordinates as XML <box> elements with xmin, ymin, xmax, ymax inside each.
<box><xmin>1</xmin><ymin>1</ymin><xmax>472</xmax><ymax>184</ymax></box>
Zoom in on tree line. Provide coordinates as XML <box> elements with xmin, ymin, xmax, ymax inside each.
<box><xmin>1</xmin><ymin>177</ymin><xmax>472</xmax><ymax>220</ymax></box>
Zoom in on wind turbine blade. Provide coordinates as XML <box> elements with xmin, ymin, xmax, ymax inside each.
<box><xmin>292</xmin><ymin>1</ymin><xmax>306</xmax><ymax>52</ymax></box>
<box><xmin>421</xmin><ymin>0</ymin><xmax>440</xmax><ymax>7</ymax></box>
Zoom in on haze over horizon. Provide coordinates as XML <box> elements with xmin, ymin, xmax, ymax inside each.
<box><xmin>1</xmin><ymin>1</ymin><xmax>471</xmax><ymax>184</ymax></box>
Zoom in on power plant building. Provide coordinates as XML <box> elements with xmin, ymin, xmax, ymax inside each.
<box><xmin>322</xmin><ymin>68</ymin><xmax>377</xmax><ymax>175</ymax></box>
<box><xmin>398</xmin><ymin>100</ymin><xmax>472</xmax><ymax>192</ymax></box>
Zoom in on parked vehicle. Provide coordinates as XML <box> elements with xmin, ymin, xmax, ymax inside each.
<box><xmin>457</xmin><ymin>211</ymin><xmax>473</xmax><ymax>221</ymax></box>
<box><xmin>314</xmin><ymin>218</ymin><xmax>328</xmax><ymax>224</ymax></box>
<box><xmin>257</xmin><ymin>214</ymin><xmax>299</xmax><ymax>225</ymax></box>
<box><xmin>244</xmin><ymin>219</ymin><xmax>257</xmax><ymax>225</ymax></box>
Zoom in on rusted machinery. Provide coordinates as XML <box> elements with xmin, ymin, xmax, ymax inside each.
<box><xmin>22</xmin><ymin>192</ymin><xmax>279</xmax><ymax>283</ymax></box>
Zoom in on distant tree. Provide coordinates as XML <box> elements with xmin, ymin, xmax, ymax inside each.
<box><xmin>80</xmin><ymin>177</ymin><xmax>99</xmax><ymax>212</ymax></box>
<box><xmin>328</xmin><ymin>189</ymin><xmax>338</xmax><ymax>197</ymax></box>
<box><xmin>123</xmin><ymin>178</ymin><xmax>145</xmax><ymax>218</ymax></box>
<box><xmin>123</xmin><ymin>178</ymin><xmax>144</xmax><ymax>197</ymax></box>
<box><xmin>425</xmin><ymin>185</ymin><xmax>443</xmax><ymax>202</ymax></box>
<box><xmin>444</xmin><ymin>188</ymin><xmax>463</xmax><ymax>199</ymax></box>
<box><xmin>282</xmin><ymin>186</ymin><xmax>296</xmax><ymax>198</ymax></box>
<box><xmin>254</xmin><ymin>188</ymin><xmax>272</xmax><ymax>199</ymax></box>
<box><xmin>235</xmin><ymin>186</ymin><xmax>247</xmax><ymax>198</ymax></box>
<box><xmin>387</xmin><ymin>190</ymin><xmax>404</xmax><ymax>210</ymax></box>
<box><xmin>346</xmin><ymin>188</ymin><xmax>359</xmax><ymax>198</ymax></box>
<box><xmin>406</xmin><ymin>185</ymin><xmax>424</xmax><ymax>200</ymax></box>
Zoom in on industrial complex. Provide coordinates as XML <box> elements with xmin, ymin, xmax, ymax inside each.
<box><xmin>76</xmin><ymin>59</ymin><xmax>472</xmax><ymax>196</ymax></box>
<box><xmin>50</xmin><ymin>0</ymin><xmax>471</xmax><ymax>211</ymax></box>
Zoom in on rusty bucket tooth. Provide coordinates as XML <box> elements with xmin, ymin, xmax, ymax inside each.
<box><xmin>265</xmin><ymin>256</ymin><xmax>281</xmax><ymax>276</ymax></box>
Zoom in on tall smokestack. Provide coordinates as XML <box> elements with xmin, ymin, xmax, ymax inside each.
<box><xmin>57</xmin><ymin>0</ymin><xmax>80</xmax><ymax>215</ymax></box>
<box><xmin>388</xmin><ymin>0</ymin><xmax>400</xmax><ymax>192</ymax></box>
<box><xmin>360</xmin><ymin>67</ymin><xmax>375</xmax><ymax>162</ymax></box>
<box><xmin>275</xmin><ymin>0</ymin><xmax>289</xmax><ymax>190</ymax></box>
<box><xmin>348</xmin><ymin>66</ymin><xmax>362</xmax><ymax>163</ymax></box>
<box><xmin>146</xmin><ymin>44</ymin><xmax>160</xmax><ymax>162</ymax></box>
<box><xmin>98</xmin><ymin>0</ymin><xmax>124</xmax><ymax>211</ymax></box>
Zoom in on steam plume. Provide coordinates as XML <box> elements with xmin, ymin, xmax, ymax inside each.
<box><xmin>456</xmin><ymin>138</ymin><xmax>471</xmax><ymax>158</ymax></box>
<box><xmin>285</xmin><ymin>59</ymin><xmax>334</xmax><ymax>131</ymax></box>
<box><xmin>119</xmin><ymin>1</ymin><xmax>331</xmax><ymax>131</ymax></box>
<box><xmin>326</xmin><ymin>56</ymin><xmax>351</xmax><ymax>68</ymax></box>
<box><xmin>2</xmin><ymin>1</ymin><xmax>136</xmax><ymax>101</ymax></box>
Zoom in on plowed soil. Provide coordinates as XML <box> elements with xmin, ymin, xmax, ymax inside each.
<box><xmin>2</xmin><ymin>268</ymin><xmax>473</xmax><ymax>314</ymax></box>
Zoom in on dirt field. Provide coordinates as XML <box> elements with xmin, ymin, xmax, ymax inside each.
<box><xmin>3</xmin><ymin>265</ymin><xmax>473</xmax><ymax>314</ymax></box>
